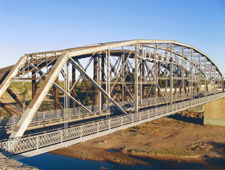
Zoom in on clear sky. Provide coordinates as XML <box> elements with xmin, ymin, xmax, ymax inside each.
<box><xmin>0</xmin><ymin>0</ymin><xmax>225</xmax><ymax>74</ymax></box>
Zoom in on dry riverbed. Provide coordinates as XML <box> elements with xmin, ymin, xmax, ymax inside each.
<box><xmin>52</xmin><ymin>116</ymin><xmax>225</xmax><ymax>169</ymax></box>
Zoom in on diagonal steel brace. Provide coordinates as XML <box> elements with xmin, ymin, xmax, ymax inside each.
<box><xmin>68</xmin><ymin>57</ymin><xmax>129</xmax><ymax>116</ymax></box>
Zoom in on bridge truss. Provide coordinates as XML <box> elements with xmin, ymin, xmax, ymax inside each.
<box><xmin>0</xmin><ymin>39</ymin><xmax>224</xmax><ymax>141</ymax></box>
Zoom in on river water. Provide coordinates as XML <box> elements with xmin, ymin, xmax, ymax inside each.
<box><xmin>21</xmin><ymin>153</ymin><xmax>154</xmax><ymax>170</ymax></box>
<box><xmin>20</xmin><ymin>153</ymin><xmax>206</xmax><ymax>170</ymax></box>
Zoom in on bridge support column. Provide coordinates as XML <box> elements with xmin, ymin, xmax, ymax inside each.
<box><xmin>181</xmin><ymin>47</ymin><xmax>185</xmax><ymax>96</ymax></box>
<box><xmin>121</xmin><ymin>49</ymin><xmax>126</xmax><ymax>102</ymax></box>
<box><xmin>140</xmin><ymin>47</ymin><xmax>145</xmax><ymax>106</ymax></box>
<box><xmin>32</xmin><ymin>71</ymin><xmax>37</xmax><ymax>98</ymax></box>
<box><xmin>72</xmin><ymin>65</ymin><xmax>76</xmax><ymax>108</ymax></box>
<box><xmin>106</xmin><ymin>50</ymin><xmax>110</xmax><ymax>111</ymax></box>
<box><xmin>93</xmin><ymin>55</ymin><xmax>98</xmax><ymax>106</ymax></box>
<box><xmin>64</xmin><ymin>62</ymin><xmax>70</xmax><ymax>109</ymax></box>
<box><xmin>204</xmin><ymin>57</ymin><xmax>207</xmax><ymax>96</ymax></box>
<box><xmin>204</xmin><ymin>98</ymin><xmax>225</xmax><ymax>126</ymax></box>
<box><xmin>170</xmin><ymin>44</ymin><xmax>173</xmax><ymax>104</ymax></box>
<box><xmin>154</xmin><ymin>47</ymin><xmax>158</xmax><ymax>98</ymax></box>
<box><xmin>141</xmin><ymin>54</ymin><xmax>145</xmax><ymax>104</ymax></box>
<box><xmin>54</xmin><ymin>76</ymin><xmax>59</xmax><ymax>110</ymax></box>
<box><xmin>190</xmin><ymin>49</ymin><xmax>194</xmax><ymax>98</ymax></box>
<box><xmin>98</xmin><ymin>53</ymin><xmax>102</xmax><ymax>112</ymax></box>
<box><xmin>157</xmin><ymin>61</ymin><xmax>160</xmax><ymax>97</ymax></box>
<box><xmin>101</xmin><ymin>55</ymin><xmax>105</xmax><ymax>111</ymax></box>
<box><xmin>134</xmin><ymin>44</ymin><xmax>139</xmax><ymax>113</ymax></box>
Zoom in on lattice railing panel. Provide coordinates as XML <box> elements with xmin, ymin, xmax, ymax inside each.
<box><xmin>63</xmin><ymin>126</ymin><xmax>81</xmax><ymax>141</ymax></box>
<box><xmin>0</xmin><ymin>93</ymin><xmax>224</xmax><ymax>156</ymax></box>
<box><xmin>133</xmin><ymin>113</ymin><xmax>140</xmax><ymax>122</ymax></box>
<box><xmin>38</xmin><ymin>131</ymin><xmax>61</xmax><ymax>148</ymax></box>
<box><xmin>0</xmin><ymin>94</ymin><xmax>194</xmax><ymax>129</ymax></box>
<box><xmin>122</xmin><ymin>115</ymin><xmax>132</xmax><ymax>125</ymax></box>
<box><xmin>82</xmin><ymin>123</ymin><xmax>97</xmax><ymax>136</ymax></box>
<box><xmin>99</xmin><ymin>120</ymin><xmax>109</xmax><ymax>131</ymax></box>
<box><xmin>110</xmin><ymin>117</ymin><xmax>121</xmax><ymax>128</ymax></box>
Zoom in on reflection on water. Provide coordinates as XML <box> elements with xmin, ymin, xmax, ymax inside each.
<box><xmin>22</xmin><ymin>152</ymin><xmax>218</xmax><ymax>170</ymax></box>
<box><xmin>21</xmin><ymin>153</ymin><xmax>153</xmax><ymax>170</ymax></box>
<box><xmin>21</xmin><ymin>150</ymin><xmax>225</xmax><ymax>170</ymax></box>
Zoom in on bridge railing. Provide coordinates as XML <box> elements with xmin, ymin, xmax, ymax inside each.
<box><xmin>1</xmin><ymin>92</ymin><xmax>224</xmax><ymax>156</ymax></box>
<box><xmin>0</xmin><ymin>91</ymin><xmax>220</xmax><ymax>129</ymax></box>
<box><xmin>0</xmin><ymin>104</ymin><xmax>109</xmax><ymax>127</ymax></box>
<box><xmin>0</xmin><ymin>93</ymin><xmax>193</xmax><ymax>128</ymax></box>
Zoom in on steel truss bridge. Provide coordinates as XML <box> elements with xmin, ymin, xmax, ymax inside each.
<box><xmin>0</xmin><ymin>39</ymin><xmax>224</xmax><ymax>159</ymax></box>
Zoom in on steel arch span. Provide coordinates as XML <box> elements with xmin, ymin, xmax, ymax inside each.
<box><xmin>0</xmin><ymin>39</ymin><xmax>224</xmax><ymax>141</ymax></box>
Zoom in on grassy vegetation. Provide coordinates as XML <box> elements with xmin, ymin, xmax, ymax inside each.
<box><xmin>122</xmin><ymin>147</ymin><xmax>195</xmax><ymax>157</ymax></box>
<box><xmin>157</xmin><ymin>148</ymin><xmax>195</xmax><ymax>156</ymax></box>
<box><xmin>9</xmin><ymin>82</ymin><xmax>32</xmax><ymax>93</ymax></box>
<box><xmin>0</xmin><ymin>80</ymin><xmax>97</xmax><ymax>117</ymax></box>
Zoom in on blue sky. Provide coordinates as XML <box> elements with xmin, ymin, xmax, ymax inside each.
<box><xmin>0</xmin><ymin>0</ymin><xmax>225</xmax><ymax>74</ymax></box>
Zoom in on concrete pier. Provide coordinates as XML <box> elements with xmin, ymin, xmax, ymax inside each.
<box><xmin>204</xmin><ymin>98</ymin><xmax>225</xmax><ymax>126</ymax></box>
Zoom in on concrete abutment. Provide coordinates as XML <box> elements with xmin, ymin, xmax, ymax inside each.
<box><xmin>204</xmin><ymin>97</ymin><xmax>225</xmax><ymax>126</ymax></box>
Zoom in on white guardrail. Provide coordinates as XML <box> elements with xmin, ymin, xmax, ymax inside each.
<box><xmin>0</xmin><ymin>92</ymin><xmax>224</xmax><ymax>157</ymax></box>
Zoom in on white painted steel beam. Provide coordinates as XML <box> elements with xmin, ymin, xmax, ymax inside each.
<box><xmin>9</xmin><ymin>54</ymin><xmax>68</xmax><ymax>138</ymax></box>
<box><xmin>106</xmin><ymin>50</ymin><xmax>111</xmax><ymax>109</ymax></box>
<box><xmin>134</xmin><ymin>44</ymin><xmax>139</xmax><ymax>112</ymax></box>
<box><xmin>0</xmin><ymin>56</ymin><xmax>27</xmax><ymax>98</ymax></box>
<box><xmin>24</xmin><ymin>39</ymin><xmax>222</xmax><ymax>79</ymax></box>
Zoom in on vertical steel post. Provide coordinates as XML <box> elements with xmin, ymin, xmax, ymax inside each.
<box><xmin>32</xmin><ymin>71</ymin><xmax>37</xmax><ymax>98</ymax></box>
<box><xmin>210</xmin><ymin>63</ymin><xmax>212</xmax><ymax>94</ymax></box>
<box><xmin>65</xmin><ymin>62</ymin><xmax>69</xmax><ymax>109</ymax></box>
<box><xmin>93</xmin><ymin>54</ymin><xmax>98</xmax><ymax>105</ymax></box>
<box><xmin>140</xmin><ymin>47</ymin><xmax>144</xmax><ymax>106</ymax></box>
<box><xmin>64</xmin><ymin>62</ymin><xmax>69</xmax><ymax>129</ymax></box>
<box><xmin>142</xmin><ymin>49</ymin><xmax>145</xmax><ymax>104</ymax></box>
<box><xmin>204</xmin><ymin>56</ymin><xmax>207</xmax><ymax>96</ymax></box>
<box><xmin>170</xmin><ymin>44</ymin><xmax>173</xmax><ymax>104</ymax></box>
<box><xmin>158</xmin><ymin>62</ymin><xmax>161</xmax><ymax>97</ymax></box>
<box><xmin>154</xmin><ymin>44</ymin><xmax>158</xmax><ymax>97</ymax></box>
<box><xmin>101</xmin><ymin>55</ymin><xmax>105</xmax><ymax>110</ymax></box>
<box><xmin>190</xmin><ymin>49</ymin><xmax>194</xmax><ymax>98</ymax></box>
<box><xmin>72</xmin><ymin>64</ymin><xmax>76</xmax><ymax>108</ymax></box>
<box><xmin>181</xmin><ymin>47</ymin><xmax>185</xmax><ymax>95</ymax></box>
<box><xmin>198</xmin><ymin>53</ymin><xmax>201</xmax><ymax>95</ymax></box>
<box><xmin>106</xmin><ymin>50</ymin><xmax>111</xmax><ymax>110</ymax></box>
<box><xmin>54</xmin><ymin>76</ymin><xmax>59</xmax><ymax>110</ymax></box>
<box><xmin>134</xmin><ymin>44</ymin><xmax>139</xmax><ymax>112</ymax></box>
<box><xmin>121</xmin><ymin>47</ymin><xmax>126</xmax><ymax>102</ymax></box>
<box><xmin>98</xmin><ymin>53</ymin><xmax>102</xmax><ymax>112</ymax></box>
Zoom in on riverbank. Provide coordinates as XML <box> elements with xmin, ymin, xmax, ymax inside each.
<box><xmin>52</xmin><ymin>116</ymin><xmax>225</xmax><ymax>169</ymax></box>
<box><xmin>0</xmin><ymin>153</ymin><xmax>38</xmax><ymax>170</ymax></box>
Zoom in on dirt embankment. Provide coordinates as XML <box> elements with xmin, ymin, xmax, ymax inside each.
<box><xmin>52</xmin><ymin>116</ymin><xmax>225</xmax><ymax>168</ymax></box>
<box><xmin>0</xmin><ymin>153</ymin><xmax>38</xmax><ymax>170</ymax></box>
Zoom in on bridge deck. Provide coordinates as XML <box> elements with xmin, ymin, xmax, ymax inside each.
<box><xmin>0</xmin><ymin>92</ymin><xmax>203</xmax><ymax>135</ymax></box>
<box><xmin>0</xmin><ymin>92</ymin><xmax>224</xmax><ymax>160</ymax></box>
